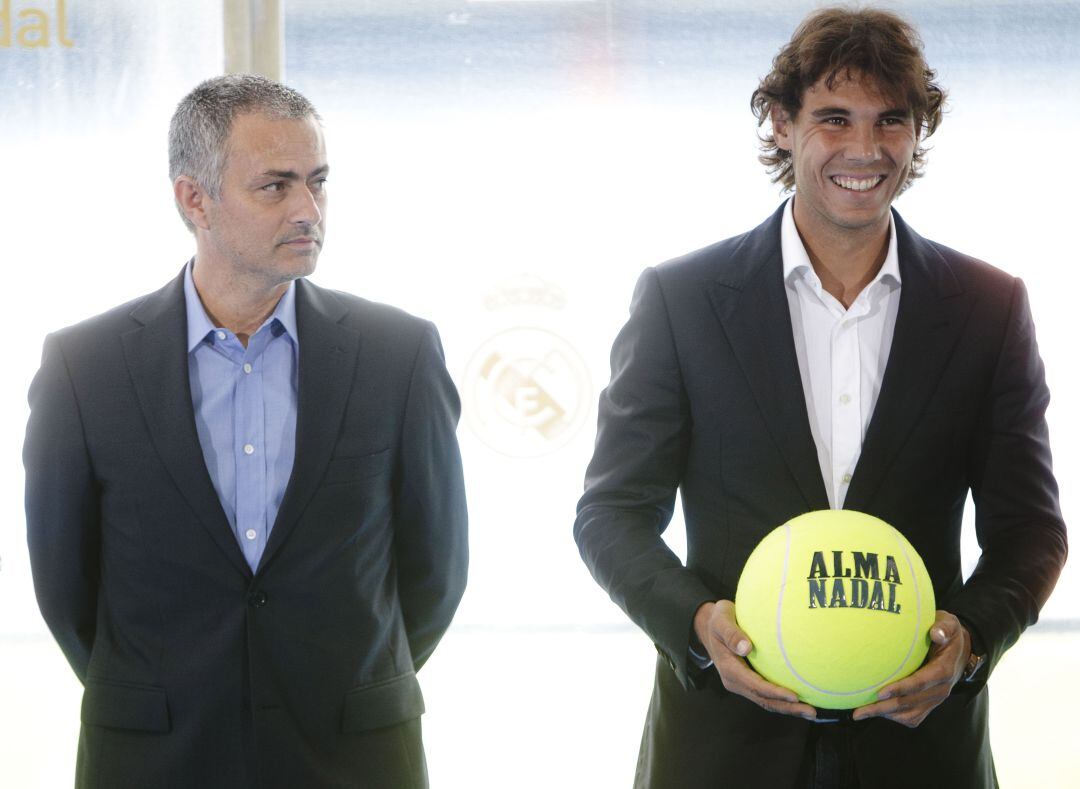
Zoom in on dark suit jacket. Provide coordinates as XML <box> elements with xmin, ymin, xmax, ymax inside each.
<box><xmin>24</xmin><ymin>270</ymin><xmax>468</xmax><ymax>789</ymax></box>
<box><xmin>574</xmin><ymin>203</ymin><xmax>1066</xmax><ymax>788</ymax></box>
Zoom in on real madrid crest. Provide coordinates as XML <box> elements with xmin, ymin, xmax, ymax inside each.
<box><xmin>463</xmin><ymin>274</ymin><xmax>592</xmax><ymax>458</ymax></box>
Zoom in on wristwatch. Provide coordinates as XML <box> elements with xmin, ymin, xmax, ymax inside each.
<box><xmin>962</xmin><ymin>650</ymin><xmax>985</xmax><ymax>683</ymax></box>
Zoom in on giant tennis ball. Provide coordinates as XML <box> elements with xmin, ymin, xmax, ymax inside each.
<box><xmin>735</xmin><ymin>510</ymin><xmax>935</xmax><ymax>710</ymax></box>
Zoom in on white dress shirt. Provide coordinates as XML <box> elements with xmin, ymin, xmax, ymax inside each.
<box><xmin>781</xmin><ymin>198</ymin><xmax>902</xmax><ymax>508</ymax></box>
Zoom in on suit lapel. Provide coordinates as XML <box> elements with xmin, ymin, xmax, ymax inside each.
<box><xmin>121</xmin><ymin>270</ymin><xmax>250</xmax><ymax>577</ymax></box>
<box><xmin>257</xmin><ymin>279</ymin><xmax>360</xmax><ymax>574</ymax></box>
<box><xmin>706</xmin><ymin>204</ymin><xmax>830</xmax><ymax>511</ymax></box>
<box><xmin>845</xmin><ymin>213</ymin><xmax>973</xmax><ymax>510</ymax></box>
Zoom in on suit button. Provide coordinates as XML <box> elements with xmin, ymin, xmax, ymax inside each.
<box><xmin>249</xmin><ymin>590</ymin><xmax>268</xmax><ymax>608</ymax></box>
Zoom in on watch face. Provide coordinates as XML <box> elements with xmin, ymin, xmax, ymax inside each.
<box><xmin>963</xmin><ymin>653</ymin><xmax>985</xmax><ymax>683</ymax></box>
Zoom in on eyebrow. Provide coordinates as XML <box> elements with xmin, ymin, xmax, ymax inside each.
<box><xmin>259</xmin><ymin>164</ymin><xmax>330</xmax><ymax>180</ymax></box>
<box><xmin>810</xmin><ymin>107</ymin><xmax>912</xmax><ymax>119</ymax></box>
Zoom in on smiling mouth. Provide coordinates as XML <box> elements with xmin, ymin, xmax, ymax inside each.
<box><xmin>830</xmin><ymin>175</ymin><xmax>885</xmax><ymax>192</ymax></box>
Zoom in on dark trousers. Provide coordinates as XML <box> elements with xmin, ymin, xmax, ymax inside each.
<box><xmin>797</xmin><ymin>720</ymin><xmax>859</xmax><ymax>789</ymax></box>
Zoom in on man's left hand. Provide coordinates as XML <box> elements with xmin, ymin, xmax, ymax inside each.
<box><xmin>852</xmin><ymin>610</ymin><xmax>970</xmax><ymax>728</ymax></box>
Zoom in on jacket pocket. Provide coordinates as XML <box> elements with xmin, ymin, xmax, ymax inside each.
<box><xmin>341</xmin><ymin>671</ymin><xmax>425</xmax><ymax>734</ymax></box>
<box><xmin>81</xmin><ymin>677</ymin><xmax>170</xmax><ymax>733</ymax></box>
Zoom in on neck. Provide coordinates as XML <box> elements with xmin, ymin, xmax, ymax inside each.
<box><xmin>792</xmin><ymin>199</ymin><xmax>890</xmax><ymax>309</ymax></box>
<box><xmin>191</xmin><ymin>256</ymin><xmax>290</xmax><ymax>347</ymax></box>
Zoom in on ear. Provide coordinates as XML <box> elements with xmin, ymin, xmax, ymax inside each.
<box><xmin>174</xmin><ymin>176</ymin><xmax>212</xmax><ymax>231</ymax></box>
<box><xmin>771</xmin><ymin>107</ymin><xmax>793</xmax><ymax>152</ymax></box>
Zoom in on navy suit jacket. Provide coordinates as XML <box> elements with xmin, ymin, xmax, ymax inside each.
<box><xmin>25</xmin><ymin>270</ymin><xmax>468</xmax><ymax>789</ymax></box>
<box><xmin>575</xmin><ymin>203</ymin><xmax>1066</xmax><ymax>788</ymax></box>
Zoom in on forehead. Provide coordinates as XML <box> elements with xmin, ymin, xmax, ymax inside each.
<box><xmin>224</xmin><ymin>112</ymin><xmax>326</xmax><ymax>169</ymax></box>
<box><xmin>802</xmin><ymin>72</ymin><xmax>906</xmax><ymax>112</ymax></box>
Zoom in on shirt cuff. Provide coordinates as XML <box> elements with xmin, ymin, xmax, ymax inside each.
<box><xmin>688</xmin><ymin>642</ymin><xmax>713</xmax><ymax>670</ymax></box>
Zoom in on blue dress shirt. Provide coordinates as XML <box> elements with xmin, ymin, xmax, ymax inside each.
<box><xmin>184</xmin><ymin>263</ymin><xmax>299</xmax><ymax>571</ymax></box>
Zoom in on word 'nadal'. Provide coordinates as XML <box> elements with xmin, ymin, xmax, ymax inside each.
<box><xmin>807</xmin><ymin>550</ymin><xmax>903</xmax><ymax>614</ymax></box>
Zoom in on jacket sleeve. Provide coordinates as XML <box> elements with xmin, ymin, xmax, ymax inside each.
<box><xmin>392</xmin><ymin>323</ymin><xmax>469</xmax><ymax>671</ymax></box>
<box><xmin>24</xmin><ymin>333</ymin><xmax>101</xmax><ymax>683</ymax></box>
<box><xmin>574</xmin><ymin>268</ymin><xmax>715</xmax><ymax>688</ymax></box>
<box><xmin>951</xmin><ymin>278</ymin><xmax>1067</xmax><ymax>689</ymax></box>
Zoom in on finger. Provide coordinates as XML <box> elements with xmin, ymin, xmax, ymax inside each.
<box><xmin>710</xmin><ymin>600</ymin><xmax>753</xmax><ymax>656</ymax></box>
<box><xmin>713</xmin><ymin>651</ymin><xmax>816</xmax><ymax>718</ymax></box>
<box><xmin>756</xmin><ymin>697</ymin><xmax>820</xmax><ymax>720</ymax></box>
<box><xmin>713</xmin><ymin>648</ymin><xmax>788</xmax><ymax>696</ymax></box>
<box><xmin>742</xmin><ymin>670</ymin><xmax>801</xmax><ymax>703</ymax></box>
<box><xmin>929</xmin><ymin>610</ymin><xmax>961</xmax><ymax>645</ymax></box>
<box><xmin>855</xmin><ymin>703</ymin><xmax>929</xmax><ymax>728</ymax></box>
<box><xmin>877</xmin><ymin>664</ymin><xmax>947</xmax><ymax>700</ymax></box>
<box><xmin>854</xmin><ymin>689</ymin><xmax>922</xmax><ymax>718</ymax></box>
<box><xmin>853</xmin><ymin>694</ymin><xmax>915</xmax><ymax>722</ymax></box>
<box><xmin>877</xmin><ymin>662</ymin><xmax>958</xmax><ymax>702</ymax></box>
<box><xmin>854</xmin><ymin>676</ymin><xmax>952</xmax><ymax>723</ymax></box>
<box><xmin>854</xmin><ymin>693</ymin><xmax>938</xmax><ymax>727</ymax></box>
<box><xmin>740</xmin><ymin>674</ymin><xmax>817</xmax><ymax>717</ymax></box>
<box><xmin>929</xmin><ymin>622</ymin><xmax>957</xmax><ymax>647</ymax></box>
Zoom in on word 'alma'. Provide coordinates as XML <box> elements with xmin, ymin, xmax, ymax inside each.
<box><xmin>1</xmin><ymin>0</ymin><xmax>73</xmax><ymax>48</ymax></box>
<box><xmin>807</xmin><ymin>550</ymin><xmax>903</xmax><ymax>614</ymax></box>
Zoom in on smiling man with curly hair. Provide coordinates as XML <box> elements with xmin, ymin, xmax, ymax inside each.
<box><xmin>575</xmin><ymin>7</ymin><xmax>1066</xmax><ymax>788</ymax></box>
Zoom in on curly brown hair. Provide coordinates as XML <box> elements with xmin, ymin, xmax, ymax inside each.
<box><xmin>751</xmin><ymin>6</ymin><xmax>946</xmax><ymax>193</ymax></box>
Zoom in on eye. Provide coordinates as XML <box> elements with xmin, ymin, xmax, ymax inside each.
<box><xmin>262</xmin><ymin>182</ymin><xmax>285</xmax><ymax>193</ymax></box>
<box><xmin>824</xmin><ymin>117</ymin><xmax>847</xmax><ymax>126</ymax></box>
<box><xmin>310</xmin><ymin>177</ymin><xmax>328</xmax><ymax>192</ymax></box>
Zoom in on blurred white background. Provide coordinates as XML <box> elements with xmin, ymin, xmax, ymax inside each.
<box><xmin>2</xmin><ymin>1</ymin><xmax>1077</xmax><ymax>786</ymax></box>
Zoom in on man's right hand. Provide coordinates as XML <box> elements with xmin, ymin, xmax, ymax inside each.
<box><xmin>694</xmin><ymin>600</ymin><xmax>818</xmax><ymax>720</ymax></box>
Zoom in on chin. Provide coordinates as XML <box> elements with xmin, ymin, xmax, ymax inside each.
<box><xmin>292</xmin><ymin>261</ymin><xmax>318</xmax><ymax>280</ymax></box>
<box><xmin>824</xmin><ymin>201</ymin><xmax>891</xmax><ymax>228</ymax></box>
<box><xmin>278</xmin><ymin>251</ymin><xmax>320</xmax><ymax>277</ymax></box>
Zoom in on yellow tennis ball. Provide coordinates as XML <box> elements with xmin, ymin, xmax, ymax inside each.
<box><xmin>735</xmin><ymin>510</ymin><xmax>935</xmax><ymax>710</ymax></box>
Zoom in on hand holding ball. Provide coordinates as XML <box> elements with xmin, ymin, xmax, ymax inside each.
<box><xmin>734</xmin><ymin>510</ymin><xmax>935</xmax><ymax>710</ymax></box>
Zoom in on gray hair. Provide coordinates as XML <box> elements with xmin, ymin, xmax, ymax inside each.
<box><xmin>168</xmin><ymin>74</ymin><xmax>321</xmax><ymax>231</ymax></box>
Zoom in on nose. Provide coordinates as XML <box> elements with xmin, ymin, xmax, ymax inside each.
<box><xmin>290</xmin><ymin>184</ymin><xmax>324</xmax><ymax>226</ymax></box>
<box><xmin>845</xmin><ymin>123</ymin><xmax>882</xmax><ymax>164</ymax></box>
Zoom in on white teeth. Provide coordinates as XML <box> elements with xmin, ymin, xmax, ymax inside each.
<box><xmin>831</xmin><ymin>175</ymin><xmax>883</xmax><ymax>192</ymax></box>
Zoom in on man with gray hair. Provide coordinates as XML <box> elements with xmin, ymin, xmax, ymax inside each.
<box><xmin>24</xmin><ymin>74</ymin><xmax>468</xmax><ymax>789</ymax></box>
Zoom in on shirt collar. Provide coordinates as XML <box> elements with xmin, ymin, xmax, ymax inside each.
<box><xmin>184</xmin><ymin>259</ymin><xmax>299</xmax><ymax>352</ymax></box>
<box><xmin>780</xmin><ymin>197</ymin><xmax>901</xmax><ymax>290</ymax></box>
